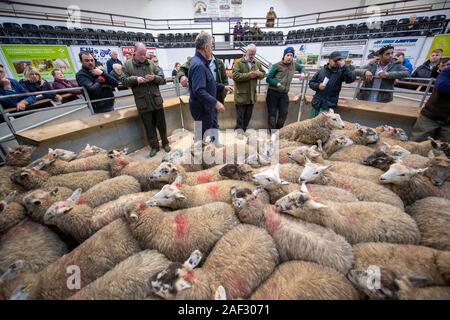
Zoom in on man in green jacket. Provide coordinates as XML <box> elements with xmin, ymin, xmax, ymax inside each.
<box><xmin>232</xmin><ymin>44</ymin><xmax>266</xmax><ymax>138</ymax></box>
<box><xmin>266</xmin><ymin>47</ymin><xmax>305</xmax><ymax>130</ymax></box>
<box><xmin>121</xmin><ymin>42</ymin><xmax>171</xmax><ymax>157</ymax></box>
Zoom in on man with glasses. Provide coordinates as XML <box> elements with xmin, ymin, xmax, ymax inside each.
<box><xmin>356</xmin><ymin>45</ymin><xmax>410</xmax><ymax>103</ymax></box>
<box><xmin>76</xmin><ymin>51</ymin><xmax>119</xmax><ymax>113</ymax></box>
<box><xmin>308</xmin><ymin>51</ymin><xmax>356</xmax><ymax>118</ymax></box>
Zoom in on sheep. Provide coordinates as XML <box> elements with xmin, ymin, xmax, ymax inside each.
<box><xmin>71</xmin><ymin>175</ymin><xmax>141</xmax><ymax>208</ymax></box>
<box><xmin>90</xmin><ymin>190</ymin><xmax>158</xmax><ymax>231</ymax></box>
<box><xmin>21</xmin><ymin>187</ymin><xmax>74</xmax><ymax>224</ymax></box>
<box><xmin>76</xmin><ymin>144</ymin><xmax>107</xmax><ymax>159</ymax></box>
<box><xmin>407</xmin><ymin>197</ymin><xmax>450</xmax><ymax>251</ymax></box>
<box><xmin>161</xmin><ymin>148</ymin><xmax>204</xmax><ymax>172</ymax></box>
<box><xmin>230</xmin><ymin>186</ymin><xmax>354</xmax><ymax>273</ymax></box>
<box><xmin>328</xmin><ymin>145</ymin><xmax>376</xmax><ymax>163</ymax></box>
<box><xmin>287</xmin><ymin>145</ymin><xmax>325</xmax><ymax>165</ymax></box>
<box><xmin>429</xmin><ymin>137</ymin><xmax>450</xmax><ymax>158</ymax></box>
<box><xmin>375</xmin><ymin>125</ymin><xmax>409</xmax><ymax>141</ymax></box>
<box><xmin>39</xmin><ymin>153</ymin><xmax>112</xmax><ymax>175</ymax></box>
<box><xmin>425</xmin><ymin>152</ymin><xmax>450</xmax><ymax>186</ymax></box>
<box><xmin>219</xmin><ymin>163</ymin><xmax>304</xmax><ymax>184</ymax></box>
<box><xmin>150</xmin><ymin>162</ymin><xmax>225</xmax><ymax>185</ymax></box>
<box><xmin>393</xmin><ymin>276</ymin><xmax>450</xmax><ymax>300</ymax></box>
<box><xmin>279</xmin><ymin>109</ymin><xmax>344</xmax><ymax>144</ymax></box>
<box><xmin>333</xmin><ymin>126</ymin><xmax>379</xmax><ymax>146</ymax></box>
<box><xmin>68</xmin><ymin>250</ymin><xmax>171</xmax><ymax>300</ymax></box>
<box><xmin>10</xmin><ymin>164</ymin><xmax>110</xmax><ymax>192</ymax></box>
<box><xmin>8</xmin><ymin>219</ymin><xmax>141</xmax><ymax>300</ymax></box>
<box><xmin>275</xmin><ymin>183</ymin><xmax>419</xmax><ymax>245</ymax></box>
<box><xmin>150</xmin><ymin>225</ymin><xmax>279</xmax><ymax>300</ymax></box>
<box><xmin>376</xmin><ymin>137</ymin><xmax>432</xmax><ymax>157</ymax></box>
<box><xmin>122</xmin><ymin>201</ymin><xmax>239</xmax><ymax>262</ymax></box>
<box><xmin>0</xmin><ymin>219</ymin><xmax>69</xmax><ymax>275</ymax></box>
<box><xmin>348</xmin><ymin>243</ymin><xmax>450</xmax><ymax>299</ymax></box>
<box><xmin>379</xmin><ymin>162</ymin><xmax>450</xmax><ymax>205</ymax></box>
<box><xmin>146</xmin><ymin>176</ymin><xmax>267</xmax><ymax>210</ymax></box>
<box><xmin>0</xmin><ymin>192</ymin><xmax>26</xmax><ymax>235</ymax></box>
<box><xmin>363</xmin><ymin>150</ymin><xmax>430</xmax><ymax>171</ymax></box>
<box><xmin>299</xmin><ymin>160</ymin><xmax>405</xmax><ymax>209</ymax></box>
<box><xmin>250</xmin><ymin>261</ymin><xmax>360</xmax><ymax>300</ymax></box>
<box><xmin>321</xmin><ymin>135</ymin><xmax>354</xmax><ymax>157</ymax></box>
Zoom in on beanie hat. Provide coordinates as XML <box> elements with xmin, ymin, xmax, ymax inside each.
<box><xmin>283</xmin><ymin>47</ymin><xmax>295</xmax><ymax>58</ymax></box>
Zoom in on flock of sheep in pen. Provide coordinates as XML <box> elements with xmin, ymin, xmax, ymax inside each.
<box><xmin>0</xmin><ymin>109</ymin><xmax>450</xmax><ymax>300</ymax></box>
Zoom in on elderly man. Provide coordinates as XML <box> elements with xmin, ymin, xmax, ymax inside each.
<box><xmin>188</xmin><ymin>32</ymin><xmax>233</xmax><ymax>143</ymax></box>
<box><xmin>106</xmin><ymin>50</ymin><xmax>122</xmax><ymax>74</ymax></box>
<box><xmin>412</xmin><ymin>49</ymin><xmax>443</xmax><ymax>79</ymax></box>
<box><xmin>356</xmin><ymin>45</ymin><xmax>410</xmax><ymax>103</ymax></box>
<box><xmin>109</xmin><ymin>63</ymin><xmax>123</xmax><ymax>82</ymax></box>
<box><xmin>0</xmin><ymin>63</ymin><xmax>36</xmax><ymax>113</ymax></box>
<box><xmin>121</xmin><ymin>42</ymin><xmax>170</xmax><ymax>157</ymax></box>
<box><xmin>76</xmin><ymin>51</ymin><xmax>119</xmax><ymax>113</ymax></box>
<box><xmin>232</xmin><ymin>44</ymin><xmax>266</xmax><ymax>138</ymax></box>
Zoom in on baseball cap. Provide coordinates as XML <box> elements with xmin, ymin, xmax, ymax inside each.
<box><xmin>329</xmin><ymin>51</ymin><xmax>343</xmax><ymax>61</ymax></box>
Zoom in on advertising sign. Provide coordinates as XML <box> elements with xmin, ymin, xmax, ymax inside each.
<box><xmin>321</xmin><ymin>40</ymin><xmax>367</xmax><ymax>67</ymax></box>
<box><xmin>366</xmin><ymin>37</ymin><xmax>426</xmax><ymax>67</ymax></box>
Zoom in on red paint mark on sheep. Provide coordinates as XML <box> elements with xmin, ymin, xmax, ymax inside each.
<box><xmin>430</xmin><ymin>184</ymin><xmax>445</xmax><ymax>197</ymax></box>
<box><xmin>206</xmin><ymin>185</ymin><xmax>220</xmax><ymax>201</ymax></box>
<box><xmin>174</xmin><ymin>213</ymin><xmax>189</xmax><ymax>244</ymax></box>
<box><xmin>264</xmin><ymin>205</ymin><xmax>281</xmax><ymax>235</ymax></box>
<box><xmin>75</xmin><ymin>195</ymin><xmax>88</xmax><ymax>205</ymax></box>
<box><xmin>279</xmin><ymin>155</ymin><xmax>290</xmax><ymax>164</ymax></box>
<box><xmin>184</xmin><ymin>270</ymin><xmax>195</xmax><ymax>283</ymax></box>
<box><xmin>137</xmin><ymin>202</ymin><xmax>147</xmax><ymax>213</ymax></box>
<box><xmin>338</xmin><ymin>183</ymin><xmax>353</xmax><ymax>192</ymax></box>
<box><xmin>174</xmin><ymin>183</ymin><xmax>183</xmax><ymax>190</ymax></box>
<box><xmin>227</xmin><ymin>272</ymin><xmax>247</xmax><ymax>298</ymax></box>
<box><xmin>196</xmin><ymin>172</ymin><xmax>213</xmax><ymax>184</ymax></box>
<box><xmin>115</xmin><ymin>156</ymin><xmax>128</xmax><ymax>168</ymax></box>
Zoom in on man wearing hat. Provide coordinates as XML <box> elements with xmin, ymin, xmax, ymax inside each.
<box><xmin>356</xmin><ymin>45</ymin><xmax>410</xmax><ymax>103</ymax></box>
<box><xmin>308</xmin><ymin>51</ymin><xmax>356</xmax><ymax>118</ymax></box>
<box><xmin>266</xmin><ymin>47</ymin><xmax>306</xmax><ymax>129</ymax></box>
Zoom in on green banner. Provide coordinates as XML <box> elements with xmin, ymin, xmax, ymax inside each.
<box><xmin>1</xmin><ymin>45</ymin><xmax>76</xmax><ymax>82</ymax></box>
<box><xmin>428</xmin><ymin>35</ymin><xmax>450</xmax><ymax>58</ymax></box>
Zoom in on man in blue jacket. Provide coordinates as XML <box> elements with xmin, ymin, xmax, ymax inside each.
<box><xmin>394</xmin><ymin>52</ymin><xmax>413</xmax><ymax>72</ymax></box>
<box><xmin>0</xmin><ymin>64</ymin><xmax>36</xmax><ymax>114</ymax></box>
<box><xmin>188</xmin><ymin>32</ymin><xmax>233</xmax><ymax>143</ymax></box>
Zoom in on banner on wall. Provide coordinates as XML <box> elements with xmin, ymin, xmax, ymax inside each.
<box><xmin>0</xmin><ymin>45</ymin><xmax>76</xmax><ymax>81</ymax></box>
<box><xmin>427</xmin><ymin>35</ymin><xmax>450</xmax><ymax>58</ymax></box>
<box><xmin>194</xmin><ymin>0</ymin><xmax>242</xmax><ymax>22</ymax></box>
<box><xmin>320</xmin><ymin>40</ymin><xmax>367</xmax><ymax>67</ymax></box>
<box><xmin>295</xmin><ymin>43</ymin><xmax>322</xmax><ymax>67</ymax></box>
<box><xmin>214</xmin><ymin>53</ymin><xmax>243</xmax><ymax>77</ymax></box>
<box><xmin>120</xmin><ymin>46</ymin><xmax>157</xmax><ymax>62</ymax></box>
<box><xmin>70</xmin><ymin>46</ymin><xmax>122</xmax><ymax>70</ymax></box>
<box><xmin>365</xmin><ymin>37</ymin><xmax>426</xmax><ymax>67</ymax></box>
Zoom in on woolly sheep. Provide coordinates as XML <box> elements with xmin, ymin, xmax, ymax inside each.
<box><xmin>10</xmin><ymin>165</ymin><xmax>110</xmax><ymax>192</ymax></box>
<box><xmin>122</xmin><ymin>201</ymin><xmax>239</xmax><ymax>262</ymax></box>
<box><xmin>150</xmin><ymin>163</ymin><xmax>226</xmax><ymax>185</ymax></box>
<box><xmin>146</xmin><ymin>177</ymin><xmax>267</xmax><ymax>209</ymax></box>
<box><xmin>363</xmin><ymin>150</ymin><xmax>430</xmax><ymax>171</ymax></box>
<box><xmin>348</xmin><ymin>243</ymin><xmax>450</xmax><ymax>299</ymax></box>
<box><xmin>393</xmin><ymin>276</ymin><xmax>450</xmax><ymax>300</ymax></box>
<box><xmin>22</xmin><ymin>187</ymin><xmax>74</xmax><ymax>224</ymax></box>
<box><xmin>328</xmin><ymin>144</ymin><xmax>376</xmax><ymax>163</ymax></box>
<box><xmin>0</xmin><ymin>219</ymin><xmax>68</xmax><ymax>275</ymax></box>
<box><xmin>379</xmin><ymin>162</ymin><xmax>450</xmax><ymax>205</ymax></box>
<box><xmin>376</xmin><ymin>137</ymin><xmax>432</xmax><ymax>157</ymax></box>
<box><xmin>287</xmin><ymin>145</ymin><xmax>325</xmax><ymax>165</ymax></box>
<box><xmin>250</xmin><ymin>261</ymin><xmax>360</xmax><ymax>300</ymax></box>
<box><xmin>76</xmin><ymin>144</ymin><xmax>107</xmax><ymax>159</ymax></box>
<box><xmin>220</xmin><ymin>163</ymin><xmax>304</xmax><ymax>184</ymax></box>
<box><xmin>321</xmin><ymin>135</ymin><xmax>354</xmax><ymax>157</ymax></box>
<box><xmin>333</xmin><ymin>126</ymin><xmax>379</xmax><ymax>146</ymax></box>
<box><xmin>279</xmin><ymin>110</ymin><xmax>344</xmax><ymax>144</ymax></box>
<box><xmin>40</xmin><ymin>153</ymin><xmax>112</xmax><ymax>175</ymax></box>
<box><xmin>275</xmin><ymin>183</ymin><xmax>419</xmax><ymax>244</ymax></box>
<box><xmin>0</xmin><ymin>192</ymin><xmax>26</xmax><ymax>235</ymax></box>
<box><xmin>407</xmin><ymin>197</ymin><xmax>450</xmax><ymax>251</ymax></box>
<box><xmin>375</xmin><ymin>125</ymin><xmax>409</xmax><ymax>141</ymax></box>
<box><xmin>8</xmin><ymin>219</ymin><xmax>141</xmax><ymax>300</ymax></box>
<box><xmin>299</xmin><ymin>160</ymin><xmax>404</xmax><ymax>209</ymax></box>
<box><xmin>230</xmin><ymin>186</ymin><xmax>354</xmax><ymax>273</ymax></box>
<box><xmin>150</xmin><ymin>225</ymin><xmax>279</xmax><ymax>300</ymax></box>
<box><xmin>68</xmin><ymin>250</ymin><xmax>171</xmax><ymax>300</ymax></box>
<box><xmin>429</xmin><ymin>138</ymin><xmax>450</xmax><ymax>158</ymax></box>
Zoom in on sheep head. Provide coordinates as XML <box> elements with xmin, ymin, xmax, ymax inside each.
<box><xmin>380</xmin><ymin>142</ymin><xmax>411</xmax><ymax>159</ymax></box>
<box><xmin>425</xmin><ymin>152</ymin><xmax>450</xmax><ymax>186</ymax></box>
<box><xmin>322</xmin><ymin>109</ymin><xmax>345</xmax><ymax>129</ymax></box>
<box><xmin>10</xmin><ymin>163</ymin><xmax>48</xmax><ymax>190</ymax></box>
<box><xmin>150</xmin><ymin>249</ymin><xmax>202</xmax><ymax>300</ymax></box>
<box><xmin>275</xmin><ymin>182</ymin><xmax>326</xmax><ymax>214</ymax></box>
<box><xmin>47</xmin><ymin>148</ymin><xmax>77</xmax><ymax>162</ymax></box>
<box><xmin>43</xmin><ymin>188</ymin><xmax>82</xmax><ymax>223</ymax></box>
<box><xmin>146</xmin><ymin>177</ymin><xmax>186</xmax><ymax>209</ymax></box>
<box><xmin>77</xmin><ymin>144</ymin><xmax>107</xmax><ymax>159</ymax></box>
<box><xmin>298</xmin><ymin>160</ymin><xmax>331</xmax><ymax>183</ymax></box>
<box><xmin>347</xmin><ymin>267</ymin><xmax>398</xmax><ymax>299</ymax></box>
<box><xmin>379</xmin><ymin>125</ymin><xmax>409</xmax><ymax>141</ymax></box>
<box><xmin>429</xmin><ymin>137</ymin><xmax>450</xmax><ymax>158</ymax></box>
<box><xmin>250</xmin><ymin>163</ymin><xmax>290</xmax><ymax>187</ymax></box>
<box><xmin>357</xmin><ymin>127</ymin><xmax>379</xmax><ymax>144</ymax></box>
<box><xmin>288</xmin><ymin>146</ymin><xmax>322</xmax><ymax>165</ymax></box>
<box><xmin>161</xmin><ymin>148</ymin><xmax>184</xmax><ymax>164</ymax></box>
<box><xmin>22</xmin><ymin>187</ymin><xmax>60</xmax><ymax>213</ymax></box>
<box><xmin>0</xmin><ymin>191</ymin><xmax>16</xmax><ymax>214</ymax></box>
<box><xmin>219</xmin><ymin>164</ymin><xmax>253</xmax><ymax>180</ymax></box>
<box><xmin>380</xmin><ymin>162</ymin><xmax>428</xmax><ymax>184</ymax></box>
<box><xmin>362</xmin><ymin>150</ymin><xmax>395</xmax><ymax>171</ymax></box>
<box><xmin>0</xmin><ymin>260</ymin><xmax>25</xmax><ymax>286</ymax></box>
<box><xmin>328</xmin><ymin>135</ymin><xmax>354</xmax><ymax>149</ymax></box>
<box><xmin>4</xmin><ymin>145</ymin><xmax>36</xmax><ymax>167</ymax></box>
<box><xmin>150</xmin><ymin>162</ymin><xmax>181</xmax><ymax>183</ymax></box>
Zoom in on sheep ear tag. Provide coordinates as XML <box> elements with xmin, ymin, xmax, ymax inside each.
<box><xmin>4</xmin><ymin>191</ymin><xmax>17</xmax><ymax>204</ymax></box>
<box><xmin>215</xmin><ymin>285</ymin><xmax>227</xmax><ymax>300</ymax></box>
<box><xmin>183</xmin><ymin>250</ymin><xmax>202</xmax><ymax>271</ymax></box>
<box><xmin>68</xmin><ymin>188</ymin><xmax>82</xmax><ymax>203</ymax></box>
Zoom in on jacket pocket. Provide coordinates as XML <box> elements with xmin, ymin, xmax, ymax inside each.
<box><xmin>152</xmin><ymin>91</ymin><xmax>164</xmax><ymax>108</ymax></box>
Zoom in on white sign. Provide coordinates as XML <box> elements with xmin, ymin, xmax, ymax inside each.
<box><xmin>194</xmin><ymin>0</ymin><xmax>242</xmax><ymax>21</ymax></box>
<box><xmin>320</xmin><ymin>40</ymin><xmax>367</xmax><ymax>67</ymax></box>
<box><xmin>69</xmin><ymin>45</ymin><xmax>123</xmax><ymax>71</ymax></box>
<box><xmin>365</xmin><ymin>37</ymin><xmax>426</xmax><ymax>68</ymax></box>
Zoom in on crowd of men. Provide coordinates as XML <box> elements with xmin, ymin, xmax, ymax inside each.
<box><xmin>0</xmin><ymin>31</ymin><xmax>448</xmax><ymax>155</ymax></box>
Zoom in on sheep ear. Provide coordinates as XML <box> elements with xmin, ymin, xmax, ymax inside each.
<box><xmin>215</xmin><ymin>285</ymin><xmax>227</xmax><ymax>300</ymax></box>
<box><xmin>175</xmin><ymin>193</ymin><xmax>186</xmax><ymax>200</ymax></box>
<box><xmin>253</xmin><ymin>186</ymin><xmax>264</xmax><ymax>196</ymax></box>
<box><xmin>183</xmin><ymin>249</ymin><xmax>202</xmax><ymax>271</ymax></box>
<box><xmin>121</xmin><ymin>147</ymin><xmax>129</xmax><ymax>155</ymax></box>
<box><xmin>381</xmin><ymin>142</ymin><xmax>390</xmax><ymax>153</ymax></box>
<box><xmin>307</xmin><ymin>199</ymin><xmax>327</xmax><ymax>210</ymax></box>
<box><xmin>304</xmin><ymin>157</ymin><xmax>312</xmax><ymax>165</ymax></box>
<box><xmin>33</xmin><ymin>161</ymin><xmax>46</xmax><ymax>170</ymax></box>
<box><xmin>48</xmin><ymin>148</ymin><xmax>54</xmax><ymax>154</ymax></box>
<box><xmin>428</xmin><ymin>150</ymin><xmax>435</xmax><ymax>160</ymax></box>
<box><xmin>4</xmin><ymin>191</ymin><xmax>17</xmax><ymax>204</ymax></box>
<box><xmin>414</xmin><ymin>167</ymin><xmax>428</xmax><ymax>175</ymax></box>
<box><xmin>68</xmin><ymin>188</ymin><xmax>82</xmax><ymax>203</ymax></box>
<box><xmin>280</xmin><ymin>179</ymin><xmax>290</xmax><ymax>185</ymax></box>
<box><xmin>300</xmin><ymin>182</ymin><xmax>308</xmax><ymax>194</ymax></box>
<box><xmin>230</xmin><ymin>186</ymin><xmax>237</xmax><ymax>197</ymax></box>
<box><xmin>173</xmin><ymin>175</ymin><xmax>183</xmax><ymax>185</ymax></box>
